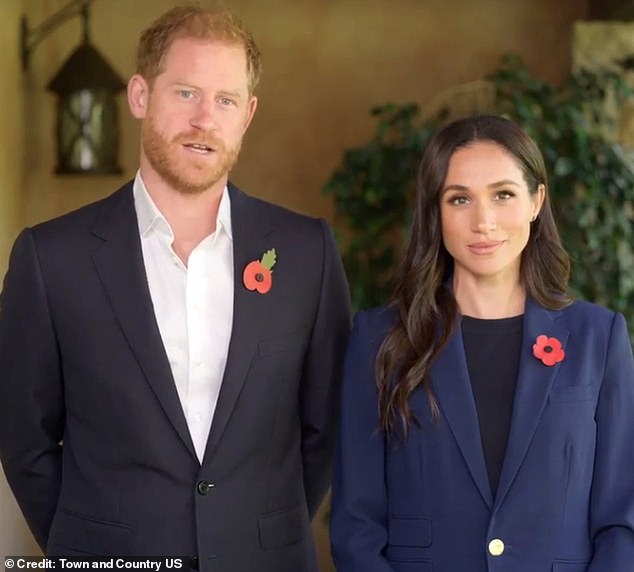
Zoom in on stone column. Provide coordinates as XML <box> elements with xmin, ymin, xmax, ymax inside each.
<box><xmin>572</xmin><ymin>21</ymin><xmax>634</xmax><ymax>148</ymax></box>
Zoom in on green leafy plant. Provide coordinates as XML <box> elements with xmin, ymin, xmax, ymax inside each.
<box><xmin>324</xmin><ymin>54</ymin><xmax>634</xmax><ymax>334</ymax></box>
<box><xmin>323</xmin><ymin>105</ymin><xmax>443</xmax><ymax>310</ymax></box>
<box><xmin>491</xmin><ymin>55</ymin><xmax>634</xmax><ymax>316</ymax></box>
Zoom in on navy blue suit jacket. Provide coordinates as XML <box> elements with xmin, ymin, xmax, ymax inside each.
<box><xmin>330</xmin><ymin>299</ymin><xmax>634</xmax><ymax>572</ymax></box>
<box><xmin>0</xmin><ymin>182</ymin><xmax>351</xmax><ymax>572</ymax></box>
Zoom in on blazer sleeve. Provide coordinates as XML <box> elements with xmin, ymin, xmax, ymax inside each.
<box><xmin>330</xmin><ymin>311</ymin><xmax>394</xmax><ymax>572</ymax></box>
<box><xmin>0</xmin><ymin>229</ymin><xmax>64</xmax><ymax>551</ymax></box>
<box><xmin>588</xmin><ymin>312</ymin><xmax>634</xmax><ymax>571</ymax></box>
<box><xmin>299</xmin><ymin>219</ymin><xmax>351</xmax><ymax>518</ymax></box>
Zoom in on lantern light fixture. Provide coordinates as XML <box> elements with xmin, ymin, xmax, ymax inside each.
<box><xmin>21</xmin><ymin>0</ymin><xmax>125</xmax><ymax>175</ymax></box>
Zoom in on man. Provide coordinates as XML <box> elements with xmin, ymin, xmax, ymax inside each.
<box><xmin>0</xmin><ymin>6</ymin><xmax>350</xmax><ymax>572</ymax></box>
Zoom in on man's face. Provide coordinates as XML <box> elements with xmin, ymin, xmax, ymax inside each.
<box><xmin>131</xmin><ymin>36</ymin><xmax>257</xmax><ymax>195</ymax></box>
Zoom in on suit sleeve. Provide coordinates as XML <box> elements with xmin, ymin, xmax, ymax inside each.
<box><xmin>299</xmin><ymin>219</ymin><xmax>351</xmax><ymax>518</ymax></box>
<box><xmin>330</xmin><ymin>311</ymin><xmax>394</xmax><ymax>572</ymax></box>
<box><xmin>588</xmin><ymin>312</ymin><xmax>634</xmax><ymax>571</ymax></box>
<box><xmin>0</xmin><ymin>229</ymin><xmax>64</xmax><ymax>551</ymax></box>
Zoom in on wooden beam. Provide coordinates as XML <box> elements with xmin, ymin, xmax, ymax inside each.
<box><xmin>588</xmin><ymin>0</ymin><xmax>634</xmax><ymax>19</ymax></box>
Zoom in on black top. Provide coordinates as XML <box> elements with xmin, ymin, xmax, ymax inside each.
<box><xmin>461</xmin><ymin>314</ymin><xmax>523</xmax><ymax>497</ymax></box>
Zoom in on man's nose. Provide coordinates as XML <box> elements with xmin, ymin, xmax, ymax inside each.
<box><xmin>190</xmin><ymin>99</ymin><xmax>218</xmax><ymax>131</ymax></box>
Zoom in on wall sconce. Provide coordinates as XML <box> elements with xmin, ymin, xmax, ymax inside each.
<box><xmin>22</xmin><ymin>0</ymin><xmax>125</xmax><ymax>175</ymax></box>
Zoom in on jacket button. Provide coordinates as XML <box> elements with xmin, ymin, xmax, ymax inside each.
<box><xmin>197</xmin><ymin>480</ymin><xmax>214</xmax><ymax>495</ymax></box>
<box><xmin>488</xmin><ymin>538</ymin><xmax>505</xmax><ymax>556</ymax></box>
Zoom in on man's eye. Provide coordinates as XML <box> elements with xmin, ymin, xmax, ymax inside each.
<box><xmin>179</xmin><ymin>90</ymin><xmax>195</xmax><ymax>99</ymax></box>
<box><xmin>219</xmin><ymin>97</ymin><xmax>235</xmax><ymax>106</ymax></box>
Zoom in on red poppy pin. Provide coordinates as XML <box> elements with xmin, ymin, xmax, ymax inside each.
<box><xmin>532</xmin><ymin>334</ymin><xmax>565</xmax><ymax>366</ymax></box>
<box><xmin>243</xmin><ymin>248</ymin><xmax>277</xmax><ymax>294</ymax></box>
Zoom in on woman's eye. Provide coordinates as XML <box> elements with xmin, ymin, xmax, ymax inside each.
<box><xmin>449</xmin><ymin>196</ymin><xmax>469</xmax><ymax>206</ymax></box>
<box><xmin>496</xmin><ymin>190</ymin><xmax>514</xmax><ymax>200</ymax></box>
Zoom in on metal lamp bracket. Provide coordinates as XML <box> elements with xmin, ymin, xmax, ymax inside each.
<box><xmin>21</xmin><ymin>0</ymin><xmax>94</xmax><ymax>70</ymax></box>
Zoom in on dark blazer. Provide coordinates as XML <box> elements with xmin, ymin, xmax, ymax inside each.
<box><xmin>0</xmin><ymin>181</ymin><xmax>351</xmax><ymax>572</ymax></box>
<box><xmin>330</xmin><ymin>299</ymin><xmax>634</xmax><ymax>572</ymax></box>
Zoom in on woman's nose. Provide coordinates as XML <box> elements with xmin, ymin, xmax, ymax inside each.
<box><xmin>472</xmin><ymin>204</ymin><xmax>496</xmax><ymax>232</ymax></box>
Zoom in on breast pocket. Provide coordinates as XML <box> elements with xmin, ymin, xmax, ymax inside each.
<box><xmin>549</xmin><ymin>385</ymin><xmax>595</xmax><ymax>404</ymax></box>
<box><xmin>552</xmin><ymin>560</ymin><xmax>589</xmax><ymax>572</ymax></box>
<box><xmin>257</xmin><ymin>330</ymin><xmax>308</xmax><ymax>357</ymax></box>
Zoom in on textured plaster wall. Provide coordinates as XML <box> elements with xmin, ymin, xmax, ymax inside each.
<box><xmin>0</xmin><ymin>0</ymin><xmax>40</xmax><ymax>560</ymax></box>
<box><xmin>21</xmin><ymin>0</ymin><xmax>587</xmax><ymax>226</ymax></box>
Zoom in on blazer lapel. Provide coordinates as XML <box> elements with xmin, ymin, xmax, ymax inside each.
<box><xmin>433</xmin><ymin>327</ymin><xmax>494</xmax><ymax>509</ymax></box>
<box><xmin>203</xmin><ymin>185</ymin><xmax>275</xmax><ymax>461</ymax></box>
<box><xmin>91</xmin><ymin>184</ymin><xmax>197</xmax><ymax>459</ymax></box>
<box><xmin>494</xmin><ymin>298</ymin><xmax>569</xmax><ymax>508</ymax></box>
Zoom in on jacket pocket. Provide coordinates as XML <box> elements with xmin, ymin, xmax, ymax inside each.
<box><xmin>552</xmin><ymin>560</ymin><xmax>589</xmax><ymax>572</ymax></box>
<box><xmin>387</xmin><ymin>562</ymin><xmax>433</xmax><ymax>572</ymax></box>
<box><xmin>258</xmin><ymin>505</ymin><xmax>306</xmax><ymax>550</ymax></box>
<box><xmin>388</xmin><ymin>516</ymin><xmax>432</xmax><ymax>547</ymax></box>
<box><xmin>48</xmin><ymin>508</ymin><xmax>133</xmax><ymax>556</ymax></box>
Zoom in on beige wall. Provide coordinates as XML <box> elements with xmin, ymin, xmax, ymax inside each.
<box><xmin>0</xmin><ymin>0</ymin><xmax>40</xmax><ymax>559</ymax></box>
<box><xmin>20</xmin><ymin>0</ymin><xmax>588</xmax><ymax>226</ymax></box>
<box><xmin>0</xmin><ymin>0</ymin><xmax>25</xmax><ymax>270</ymax></box>
<box><xmin>2</xmin><ymin>0</ymin><xmax>588</xmax><ymax>568</ymax></box>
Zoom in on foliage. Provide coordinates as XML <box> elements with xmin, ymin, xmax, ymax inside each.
<box><xmin>323</xmin><ymin>54</ymin><xmax>634</xmax><ymax>334</ymax></box>
<box><xmin>322</xmin><ymin>105</ymin><xmax>443</xmax><ymax>310</ymax></box>
<box><xmin>491</xmin><ymin>55</ymin><xmax>634</xmax><ymax>316</ymax></box>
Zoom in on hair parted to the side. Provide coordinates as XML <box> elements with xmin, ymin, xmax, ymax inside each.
<box><xmin>376</xmin><ymin>114</ymin><xmax>572</xmax><ymax>438</ymax></box>
<box><xmin>136</xmin><ymin>4</ymin><xmax>262</xmax><ymax>94</ymax></box>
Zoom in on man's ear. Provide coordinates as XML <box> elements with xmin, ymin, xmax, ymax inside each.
<box><xmin>242</xmin><ymin>95</ymin><xmax>258</xmax><ymax>134</ymax></box>
<box><xmin>127</xmin><ymin>74</ymin><xmax>150</xmax><ymax>119</ymax></box>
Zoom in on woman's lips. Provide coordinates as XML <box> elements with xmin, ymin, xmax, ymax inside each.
<box><xmin>468</xmin><ymin>240</ymin><xmax>503</xmax><ymax>254</ymax></box>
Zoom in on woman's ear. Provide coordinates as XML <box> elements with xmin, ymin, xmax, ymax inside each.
<box><xmin>533</xmin><ymin>183</ymin><xmax>546</xmax><ymax>220</ymax></box>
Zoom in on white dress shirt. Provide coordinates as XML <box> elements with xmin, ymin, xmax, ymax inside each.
<box><xmin>133</xmin><ymin>172</ymin><xmax>234</xmax><ymax>462</ymax></box>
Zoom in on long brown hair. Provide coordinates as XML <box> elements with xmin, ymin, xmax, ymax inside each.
<box><xmin>376</xmin><ymin>115</ymin><xmax>571</xmax><ymax>437</ymax></box>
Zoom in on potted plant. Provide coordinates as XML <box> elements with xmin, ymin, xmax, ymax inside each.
<box><xmin>323</xmin><ymin>54</ymin><xmax>634</xmax><ymax>335</ymax></box>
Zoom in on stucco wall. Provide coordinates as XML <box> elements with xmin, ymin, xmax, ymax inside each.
<box><xmin>20</xmin><ymin>0</ymin><xmax>587</xmax><ymax>227</ymax></box>
<box><xmin>0</xmin><ymin>0</ymin><xmax>38</xmax><ymax>558</ymax></box>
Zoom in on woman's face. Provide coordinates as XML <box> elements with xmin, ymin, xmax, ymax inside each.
<box><xmin>440</xmin><ymin>140</ymin><xmax>544</xmax><ymax>286</ymax></box>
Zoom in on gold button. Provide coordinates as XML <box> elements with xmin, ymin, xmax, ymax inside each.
<box><xmin>488</xmin><ymin>538</ymin><xmax>505</xmax><ymax>556</ymax></box>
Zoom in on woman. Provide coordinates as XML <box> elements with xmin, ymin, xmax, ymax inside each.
<box><xmin>330</xmin><ymin>115</ymin><xmax>634</xmax><ymax>572</ymax></box>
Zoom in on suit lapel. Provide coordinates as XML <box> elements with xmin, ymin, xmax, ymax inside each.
<box><xmin>433</xmin><ymin>327</ymin><xmax>494</xmax><ymax>509</ymax></box>
<box><xmin>494</xmin><ymin>298</ymin><xmax>569</xmax><ymax>508</ymax></box>
<box><xmin>91</xmin><ymin>184</ymin><xmax>197</xmax><ymax>459</ymax></box>
<box><xmin>203</xmin><ymin>185</ymin><xmax>275</xmax><ymax>461</ymax></box>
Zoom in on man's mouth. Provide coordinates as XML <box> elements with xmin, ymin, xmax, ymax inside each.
<box><xmin>183</xmin><ymin>143</ymin><xmax>214</xmax><ymax>153</ymax></box>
